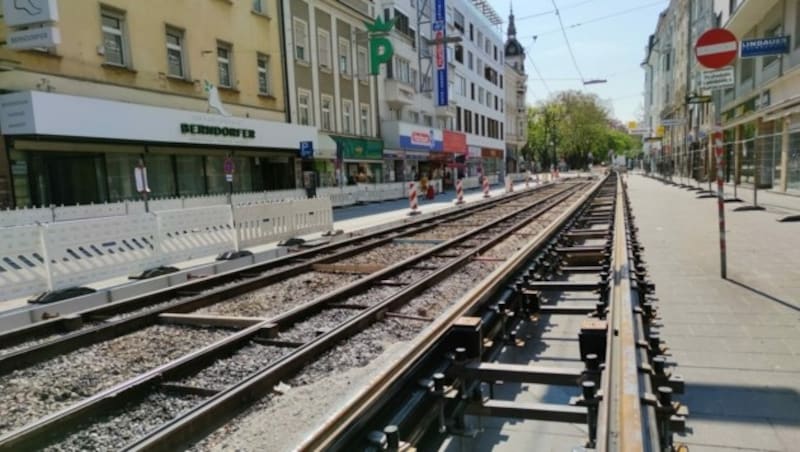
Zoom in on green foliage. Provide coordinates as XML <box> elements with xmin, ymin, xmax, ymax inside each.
<box><xmin>525</xmin><ymin>90</ymin><xmax>640</xmax><ymax>168</ymax></box>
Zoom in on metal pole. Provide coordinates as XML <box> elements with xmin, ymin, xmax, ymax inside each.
<box><xmin>714</xmin><ymin>130</ymin><xmax>727</xmax><ymax>279</ymax></box>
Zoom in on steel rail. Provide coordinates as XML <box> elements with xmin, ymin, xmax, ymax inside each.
<box><xmin>0</xmin><ymin>184</ymin><xmax>546</xmax><ymax>349</ymax></box>
<box><xmin>0</xmin><ymin>183</ymin><xmax>587</xmax><ymax>451</ymax></box>
<box><xmin>0</xmin><ymin>185</ymin><xmax>559</xmax><ymax>375</ymax></box>
<box><xmin>298</xmin><ymin>176</ymin><xmax>608</xmax><ymax>451</ymax></box>
<box><xmin>125</xmin><ymin>182</ymin><xmax>594</xmax><ymax>452</ymax></box>
<box><xmin>595</xmin><ymin>175</ymin><xmax>660</xmax><ymax>452</ymax></box>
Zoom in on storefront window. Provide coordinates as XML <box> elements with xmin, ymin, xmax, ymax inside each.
<box><xmin>205</xmin><ymin>155</ymin><xmax>227</xmax><ymax>194</ymax></box>
<box><xmin>106</xmin><ymin>153</ymin><xmax>139</xmax><ymax>201</ymax></box>
<box><xmin>176</xmin><ymin>155</ymin><xmax>206</xmax><ymax>196</ymax></box>
<box><xmin>147</xmin><ymin>154</ymin><xmax>176</xmax><ymax>198</ymax></box>
<box><xmin>232</xmin><ymin>157</ymin><xmax>253</xmax><ymax>192</ymax></box>
<box><xmin>9</xmin><ymin>150</ymin><xmax>32</xmax><ymax>206</ymax></box>
<box><xmin>789</xmin><ymin>131</ymin><xmax>800</xmax><ymax>191</ymax></box>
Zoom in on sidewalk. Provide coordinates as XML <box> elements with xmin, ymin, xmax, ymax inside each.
<box><xmin>627</xmin><ymin>175</ymin><xmax>800</xmax><ymax>451</ymax></box>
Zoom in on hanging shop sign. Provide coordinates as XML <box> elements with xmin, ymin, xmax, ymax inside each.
<box><xmin>366</xmin><ymin>16</ymin><xmax>395</xmax><ymax>75</ymax></box>
<box><xmin>397</xmin><ymin>123</ymin><xmax>443</xmax><ymax>151</ymax></box>
<box><xmin>332</xmin><ymin>136</ymin><xmax>384</xmax><ymax>160</ymax></box>
<box><xmin>3</xmin><ymin>0</ymin><xmax>59</xmax><ymax>26</ymax></box>
<box><xmin>740</xmin><ymin>36</ymin><xmax>791</xmax><ymax>58</ymax></box>
<box><xmin>442</xmin><ymin>130</ymin><xmax>466</xmax><ymax>154</ymax></box>
<box><xmin>433</xmin><ymin>0</ymin><xmax>448</xmax><ymax>106</ymax></box>
<box><xmin>481</xmin><ymin>148</ymin><xmax>503</xmax><ymax>159</ymax></box>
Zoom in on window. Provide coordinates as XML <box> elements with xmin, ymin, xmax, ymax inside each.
<box><xmin>294</xmin><ymin>18</ymin><xmax>309</xmax><ymax>62</ymax></box>
<box><xmin>217</xmin><ymin>42</ymin><xmax>233</xmax><ymax>87</ymax></box>
<box><xmin>101</xmin><ymin>8</ymin><xmax>128</xmax><ymax>66</ymax></box>
<box><xmin>453</xmin><ymin>9</ymin><xmax>464</xmax><ymax>32</ymax></box>
<box><xmin>763</xmin><ymin>24</ymin><xmax>782</xmax><ymax>68</ymax></box>
<box><xmin>467</xmin><ymin>51</ymin><xmax>473</xmax><ymax>70</ymax></box>
<box><xmin>464</xmin><ymin>108</ymin><xmax>472</xmax><ymax>133</ymax></box>
<box><xmin>257</xmin><ymin>53</ymin><xmax>270</xmax><ymax>94</ymax></box>
<box><xmin>477</xmin><ymin>58</ymin><xmax>483</xmax><ymax>76</ymax></box>
<box><xmin>342</xmin><ymin>99</ymin><xmax>353</xmax><ymax>134</ymax></box>
<box><xmin>500</xmin><ymin>75</ymin><xmax>503</xmax><ymax>88</ymax></box>
<box><xmin>478</xmin><ymin>87</ymin><xmax>484</xmax><ymax>105</ymax></box>
<box><xmin>469</xmin><ymin>23</ymin><xmax>474</xmax><ymax>41</ymax></box>
<box><xmin>298</xmin><ymin>89</ymin><xmax>312</xmax><ymax>125</ymax></box>
<box><xmin>456</xmin><ymin>107</ymin><xmax>462</xmax><ymax>130</ymax></box>
<box><xmin>360</xmin><ymin>103</ymin><xmax>370</xmax><ymax>135</ymax></box>
<box><xmin>339</xmin><ymin>37</ymin><xmax>351</xmax><ymax>75</ymax></box>
<box><xmin>477</xmin><ymin>31</ymin><xmax>483</xmax><ymax>49</ymax></box>
<box><xmin>456</xmin><ymin>75</ymin><xmax>466</xmax><ymax>96</ymax></box>
<box><xmin>394</xmin><ymin>10</ymin><xmax>412</xmax><ymax>39</ymax></box>
<box><xmin>410</xmin><ymin>68</ymin><xmax>418</xmax><ymax>88</ymax></box>
<box><xmin>321</xmin><ymin>95</ymin><xmax>333</xmax><ymax>131</ymax></box>
<box><xmin>165</xmin><ymin>27</ymin><xmax>185</xmax><ymax>78</ymax></box>
<box><xmin>252</xmin><ymin>0</ymin><xmax>264</xmax><ymax>13</ymax></box>
<box><xmin>454</xmin><ymin>45</ymin><xmax>463</xmax><ymax>63</ymax></box>
<box><xmin>470</xmin><ymin>83</ymin><xmax>475</xmax><ymax>100</ymax></box>
<box><xmin>393</xmin><ymin>56</ymin><xmax>412</xmax><ymax>84</ymax></box>
<box><xmin>357</xmin><ymin>46</ymin><xmax>368</xmax><ymax>78</ymax></box>
<box><xmin>493</xmin><ymin>45</ymin><xmax>498</xmax><ymax>61</ymax></box>
<box><xmin>485</xmin><ymin>39</ymin><xmax>490</xmax><ymax>54</ymax></box>
<box><xmin>423</xmin><ymin>114</ymin><xmax>433</xmax><ymax>127</ymax></box>
<box><xmin>409</xmin><ymin>111</ymin><xmax>420</xmax><ymax>124</ymax></box>
<box><xmin>318</xmin><ymin>30</ymin><xmax>331</xmax><ymax>68</ymax></box>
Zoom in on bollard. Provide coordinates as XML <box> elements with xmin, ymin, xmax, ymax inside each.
<box><xmin>408</xmin><ymin>182</ymin><xmax>420</xmax><ymax>216</ymax></box>
<box><xmin>505</xmin><ymin>177</ymin><xmax>512</xmax><ymax>193</ymax></box>
<box><xmin>455</xmin><ymin>178</ymin><xmax>465</xmax><ymax>205</ymax></box>
<box><xmin>482</xmin><ymin>176</ymin><xmax>491</xmax><ymax>198</ymax></box>
<box><xmin>525</xmin><ymin>174</ymin><xmax>530</xmax><ymax>189</ymax></box>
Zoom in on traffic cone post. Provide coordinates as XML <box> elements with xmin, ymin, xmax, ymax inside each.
<box><xmin>455</xmin><ymin>179</ymin><xmax>465</xmax><ymax>205</ymax></box>
<box><xmin>482</xmin><ymin>176</ymin><xmax>491</xmax><ymax>198</ymax></box>
<box><xmin>408</xmin><ymin>182</ymin><xmax>420</xmax><ymax>215</ymax></box>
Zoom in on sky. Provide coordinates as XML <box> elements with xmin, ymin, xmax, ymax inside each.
<box><xmin>486</xmin><ymin>0</ymin><xmax>669</xmax><ymax>122</ymax></box>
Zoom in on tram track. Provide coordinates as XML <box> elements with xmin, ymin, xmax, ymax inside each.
<box><xmin>0</xmin><ymin>179</ymin><xmax>595</xmax><ymax>451</ymax></box>
<box><xmin>299</xmin><ymin>173</ymin><xmax>689</xmax><ymax>452</ymax></box>
<box><xmin>0</xmin><ymin>182</ymin><xmax>563</xmax><ymax>363</ymax></box>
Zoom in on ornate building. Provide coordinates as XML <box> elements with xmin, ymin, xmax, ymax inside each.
<box><xmin>503</xmin><ymin>5</ymin><xmax>528</xmax><ymax>173</ymax></box>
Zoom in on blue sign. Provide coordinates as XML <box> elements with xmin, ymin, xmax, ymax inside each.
<box><xmin>299</xmin><ymin>140</ymin><xmax>314</xmax><ymax>159</ymax></box>
<box><xmin>741</xmin><ymin>36</ymin><xmax>790</xmax><ymax>58</ymax></box>
<box><xmin>434</xmin><ymin>0</ymin><xmax>448</xmax><ymax>107</ymax></box>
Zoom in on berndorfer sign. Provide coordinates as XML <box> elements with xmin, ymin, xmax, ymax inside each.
<box><xmin>3</xmin><ymin>0</ymin><xmax>61</xmax><ymax>49</ymax></box>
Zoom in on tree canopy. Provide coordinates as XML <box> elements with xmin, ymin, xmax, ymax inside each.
<box><xmin>524</xmin><ymin>90</ymin><xmax>640</xmax><ymax>169</ymax></box>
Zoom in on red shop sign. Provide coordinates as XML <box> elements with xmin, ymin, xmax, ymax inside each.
<box><xmin>443</xmin><ymin>130</ymin><xmax>467</xmax><ymax>154</ymax></box>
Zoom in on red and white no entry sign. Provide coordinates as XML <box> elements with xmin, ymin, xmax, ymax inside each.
<box><xmin>695</xmin><ymin>28</ymin><xmax>738</xmax><ymax>69</ymax></box>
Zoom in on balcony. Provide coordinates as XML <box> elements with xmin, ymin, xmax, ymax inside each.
<box><xmin>337</xmin><ymin>0</ymin><xmax>374</xmax><ymax>19</ymax></box>
<box><xmin>384</xmin><ymin>78</ymin><xmax>415</xmax><ymax>108</ymax></box>
<box><xmin>725</xmin><ymin>0</ymin><xmax>779</xmax><ymax>36</ymax></box>
<box><xmin>516</xmin><ymin>81</ymin><xmax>527</xmax><ymax>93</ymax></box>
<box><xmin>435</xmin><ymin>101</ymin><xmax>457</xmax><ymax>118</ymax></box>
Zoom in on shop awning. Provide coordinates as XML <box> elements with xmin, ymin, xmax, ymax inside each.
<box><xmin>316</xmin><ymin>133</ymin><xmax>337</xmax><ymax>159</ymax></box>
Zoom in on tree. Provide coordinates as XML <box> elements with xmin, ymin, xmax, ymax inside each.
<box><xmin>526</xmin><ymin>90</ymin><xmax>640</xmax><ymax>168</ymax></box>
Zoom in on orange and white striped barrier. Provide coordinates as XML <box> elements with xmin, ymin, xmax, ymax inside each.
<box><xmin>408</xmin><ymin>182</ymin><xmax>420</xmax><ymax>215</ymax></box>
<box><xmin>482</xmin><ymin>176</ymin><xmax>491</xmax><ymax>198</ymax></box>
<box><xmin>455</xmin><ymin>179</ymin><xmax>465</xmax><ymax>205</ymax></box>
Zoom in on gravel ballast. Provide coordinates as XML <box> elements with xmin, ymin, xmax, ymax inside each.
<box><xmin>0</xmin><ymin>325</ymin><xmax>230</xmax><ymax>436</ymax></box>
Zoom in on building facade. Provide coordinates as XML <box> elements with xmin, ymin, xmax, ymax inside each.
<box><xmin>0</xmin><ymin>0</ymin><xmax>318</xmax><ymax>208</ymax></box>
<box><xmin>643</xmin><ymin>0</ymin><xmax>800</xmax><ymax>192</ymax></box>
<box><xmin>281</xmin><ymin>0</ymin><xmax>381</xmax><ymax>187</ymax></box>
<box><xmin>503</xmin><ymin>6</ymin><xmax>527</xmax><ymax>173</ymax></box>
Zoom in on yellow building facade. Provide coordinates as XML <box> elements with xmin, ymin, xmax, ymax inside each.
<box><xmin>0</xmin><ymin>0</ymin><xmax>316</xmax><ymax>207</ymax></box>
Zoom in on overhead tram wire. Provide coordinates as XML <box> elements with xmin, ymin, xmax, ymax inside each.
<box><xmin>522</xmin><ymin>0</ymin><xmax>668</xmax><ymax>40</ymax></box>
<box><xmin>550</xmin><ymin>0</ymin><xmax>586</xmax><ymax>83</ymax></box>
<box><xmin>526</xmin><ymin>48</ymin><xmax>552</xmax><ymax>97</ymax></box>
<box><xmin>516</xmin><ymin>0</ymin><xmax>596</xmax><ymax>21</ymax></box>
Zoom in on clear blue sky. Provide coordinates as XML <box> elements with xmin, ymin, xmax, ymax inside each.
<box><xmin>487</xmin><ymin>0</ymin><xmax>669</xmax><ymax>122</ymax></box>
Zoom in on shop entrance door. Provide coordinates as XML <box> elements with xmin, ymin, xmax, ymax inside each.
<box><xmin>45</xmin><ymin>154</ymin><xmax>105</xmax><ymax>205</ymax></box>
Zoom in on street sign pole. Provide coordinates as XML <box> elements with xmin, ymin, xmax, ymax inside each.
<box><xmin>713</xmin><ymin>130</ymin><xmax>727</xmax><ymax>279</ymax></box>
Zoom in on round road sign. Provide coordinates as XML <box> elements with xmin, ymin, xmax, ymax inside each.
<box><xmin>695</xmin><ymin>28</ymin><xmax>738</xmax><ymax>69</ymax></box>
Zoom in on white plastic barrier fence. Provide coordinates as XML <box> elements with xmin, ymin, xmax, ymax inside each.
<box><xmin>461</xmin><ymin>176</ymin><xmax>482</xmax><ymax>190</ymax></box>
<box><xmin>0</xmin><ymin>190</ymin><xmax>310</xmax><ymax>228</ymax></box>
<box><xmin>0</xmin><ymin>197</ymin><xmax>333</xmax><ymax>302</ymax></box>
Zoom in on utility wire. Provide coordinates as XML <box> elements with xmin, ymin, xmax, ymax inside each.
<box><xmin>550</xmin><ymin>0</ymin><xmax>586</xmax><ymax>83</ymax></box>
<box><xmin>516</xmin><ymin>0</ymin><xmax>596</xmax><ymax>21</ymax></box>
<box><xmin>521</xmin><ymin>0</ymin><xmax>668</xmax><ymax>40</ymax></box>
<box><xmin>525</xmin><ymin>49</ymin><xmax>552</xmax><ymax>96</ymax></box>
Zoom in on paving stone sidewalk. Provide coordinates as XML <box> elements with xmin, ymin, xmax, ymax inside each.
<box><xmin>627</xmin><ymin>174</ymin><xmax>800</xmax><ymax>452</ymax></box>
